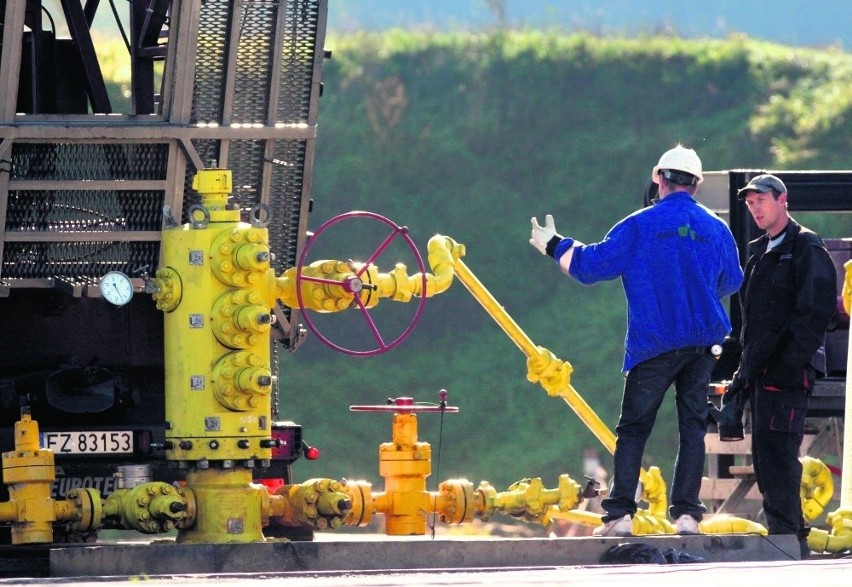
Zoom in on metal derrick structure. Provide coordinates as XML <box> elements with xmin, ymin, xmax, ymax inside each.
<box><xmin>0</xmin><ymin>0</ymin><xmax>334</xmax><ymax>542</ymax></box>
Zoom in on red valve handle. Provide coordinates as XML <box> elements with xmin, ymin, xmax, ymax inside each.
<box><xmin>350</xmin><ymin>395</ymin><xmax>459</xmax><ymax>413</ymax></box>
<box><xmin>295</xmin><ymin>211</ymin><xmax>427</xmax><ymax>356</ymax></box>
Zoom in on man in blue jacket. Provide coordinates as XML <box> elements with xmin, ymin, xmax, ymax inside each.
<box><xmin>529</xmin><ymin>145</ymin><xmax>743</xmax><ymax>536</ymax></box>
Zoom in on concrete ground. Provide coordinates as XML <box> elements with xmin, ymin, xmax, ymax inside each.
<box><xmin>41</xmin><ymin>532</ymin><xmax>807</xmax><ymax>578</ymax></box>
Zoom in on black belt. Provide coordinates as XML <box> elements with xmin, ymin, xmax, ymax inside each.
<box><xmin>671</xmin><ymin>345</ymin><xmax>723</xmax><ymax>358</ymax></box>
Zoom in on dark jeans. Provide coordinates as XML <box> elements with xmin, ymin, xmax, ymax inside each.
<box><xmin>601</xmin><ymin>347</ymin><xmax>715</xmax><ymax>522</ymax></box>
<box><xmin>751</xmin><ymin>377</ymin><xmax>809</xmax><ymax>541</ymax></box>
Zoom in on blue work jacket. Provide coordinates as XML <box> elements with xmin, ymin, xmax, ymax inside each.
<box><xmin>568</xmin><ymin>192</ymin><xmax>744</xmax><ymax>372</ymax></box>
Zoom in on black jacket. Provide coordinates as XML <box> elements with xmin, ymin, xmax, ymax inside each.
<box><xmin>736</xmin><ymin>220</ymin><xmax>837</xmax><ymax>385</ymax></box>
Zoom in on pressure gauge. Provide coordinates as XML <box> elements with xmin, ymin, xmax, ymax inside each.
<box><xmin>99</xmin><ymin>271</ymin><xmax>134</xmax><ymax>306</ymax></box>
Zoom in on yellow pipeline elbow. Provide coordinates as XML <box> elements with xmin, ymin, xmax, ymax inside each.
<box><xmin>373</xmin><ymin>235</ymin><xmax>462</xmax><ymax>301</ymax></box>
<box><xmin>423</xmin><ymin>235</ymin><xmax>464</xmax><ymax>296</ymax></box>
<box><xmin>809</xmin><ymin>508</ymin><xmax>852</xmax><ymax>554</ymax></box>
<box><xmin>800</xmin><ymin>456</ymin><xmax>834</xmax><ymax>522</ymax></box>
<box><xmin>638</xmin><ymin>466</ymin><xmax>668</xmax><ymax>519</ymax></box>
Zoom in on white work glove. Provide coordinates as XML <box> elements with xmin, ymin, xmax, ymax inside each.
<box><xmin>529</xmin><ymin>214</ymin><xmax>561</xmax><ymax>256</ymax></box>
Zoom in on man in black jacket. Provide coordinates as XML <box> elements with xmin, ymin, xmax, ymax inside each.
<box><xmin>722</xmin><ymin>174</ymin><xmax>837</xmax><ymax>559</ymax></box>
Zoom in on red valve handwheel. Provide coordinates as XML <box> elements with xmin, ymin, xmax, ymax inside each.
<box><xmin>295</xmin><ymin>211</ymin><xmax>428</xmax><ymax>356</ymax></box>
<box><xmin>350</xmin><ymin>396</ymin><xmax>459</xmax><ymax>413</ymax></box>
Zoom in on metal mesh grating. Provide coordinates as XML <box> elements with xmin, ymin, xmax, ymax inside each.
<box><xmin>192</xmin><ymin>1</ymin><xmax>229</xmax><ymax>124</ymax></box>
<box><xmin>191</xmin><ymin>1</ymin><xmax>320</xmax><ymax>126</ymax></box>
<box><xmin>1</xmin><ymin>241</ymin><xmax>160</xmax><ymax>279</ymax></box>
<box><xmin>267</xmin><ymin>139</ymin><xmax>307</xmax><ymax>272</ymax></box>
<box><xmin>5</xmin><ymin>190</ymin><xmax>163</xmax><ymax>232</ymax></box>
<box><xmin>278</xmin><ymin>0</ymin><xmax>321</xmax><ymax>124</ymax></box>
<box><xmin>229</xmin><ymin>139</ymin><xmax>266</xmax><ymax>212</ymax></box>
<box><xmin>233</xmin><ymin>3</ymin><xmax>276</xmax><ymax>124</ymax></box>
<box><xmin>11</xmin><ymin>143</ymin><xmax>169</xmax><ymax>180</ymax></box>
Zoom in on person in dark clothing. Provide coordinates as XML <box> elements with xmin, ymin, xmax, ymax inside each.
<box><xmin>722</xmin><ymin>173</ymin><xmax>837</xmax><ymax>559</ymax></box>
<box><xmin>530</xmin><ymin>146</ymin><xmax>743</xmax><ymax>537</ymax></box>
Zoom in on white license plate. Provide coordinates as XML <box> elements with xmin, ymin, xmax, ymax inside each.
<box><xmin>41</xmin><ymin>431</ymin><xmax>133</xmax><ymax>455</ymax></box>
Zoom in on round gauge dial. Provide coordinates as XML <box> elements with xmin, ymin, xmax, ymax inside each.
<box><xmin>99</xmin><ymin>271</ymin><xmax>134</xmax><ymax>306</ymax></box>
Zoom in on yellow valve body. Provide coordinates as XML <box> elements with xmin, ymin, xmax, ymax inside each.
<box><xmin>160</xmin><ymin>220</ymin><xmax>274</xmax><ymax>463</ymax></box>
<box><xmin>177</xmin><ymin>468</ymin><xmax>264</xmax><ymax>543</ymax></box>
<box><xmin>378</xmin><ymin>413</ymin><xmax>433</xmax><ymax>535</ymax></box>
<box><xmin>1</xmin><ymin>414</ymin><xmax>57</xmax><ymax>544</ymax></box>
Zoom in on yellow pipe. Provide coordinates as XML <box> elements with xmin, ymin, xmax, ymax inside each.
<box><xmin>446</xmin><ymin>250</ymin><xmax>617</xmax><ymax>454</ymax></box>
<box><xmin>380</xmin><ymin>234</ymin><xmax>461</xmax><ymax>300</ymax></box>
<box><xmin>485</xmin><ymin>476</ymin><xmax>583</xmax><ymax>524</ymax></box>
<box><xmin>342</xmin><ymin>475</ymin><xmax>585</xmax><ymax>534</ymax></box>
<box><xmin>701</xmin><ymin>515</ymin><xmax>768</xmax><ymax>535</ymax></box>
<box><xmin>442</xmin><ymin>241</ymin><xmax>672</xmax><ymax>524</ymax></box>
<box><xmin>545</xmin><ymin>508</ymin><xmax>605</xmax><ymax>527</ymax></box>
<box><xmin>275</xmin><ymin>234</ymin><xmax>462</xmax><ymax>312</ymax></box>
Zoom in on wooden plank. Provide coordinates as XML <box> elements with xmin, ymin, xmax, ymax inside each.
<box><xmin>700</xmin><ymin>477</ymin><xmax>762</xmax><ymax>501</ymax></box>
<box><xmin>728</xmin><ymin>465</ymin><xmax>755</xmax><ymax>477</ymax></box>
<box><xmin>705</xmin><ymin>434</ymin><xmax>752</xmax><ymax>455</ymax></box>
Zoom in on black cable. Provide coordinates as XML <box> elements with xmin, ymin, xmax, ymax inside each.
<box><xmin>429</xmin><ymin>389</ymin><xmax>448</xmax><ymax>539</ymax></box>
<box><xmin>41</xmin><ymin>6</ymin><xmax>57</xmax><ymax>34</ymax></box>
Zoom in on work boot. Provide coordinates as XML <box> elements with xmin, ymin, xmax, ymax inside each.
<box><xmin>675</xmin><ymin>514</ymin><xmax>700</xmax><ymax>535</ymax></box>
<box><xmin>593</xmin><ymin>514</ymin><xmax>633</xmax><ymax>537</ymax></box>
<box><xmin>799</xmin><ymin>539</ymin><xmax>811</xmax><ymax>560</ymax></box>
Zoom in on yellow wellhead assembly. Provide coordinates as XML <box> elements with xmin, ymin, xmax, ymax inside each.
<box><xmin>0</xmin><ymin>169</ymin><xmax>849</xmax><ymax>553</ymax></box>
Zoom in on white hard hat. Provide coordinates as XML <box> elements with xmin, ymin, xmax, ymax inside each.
<box><xmin>651</xmin><ymin>145</ymin><xmax>703</xmax><ymax>185</ymax></box>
